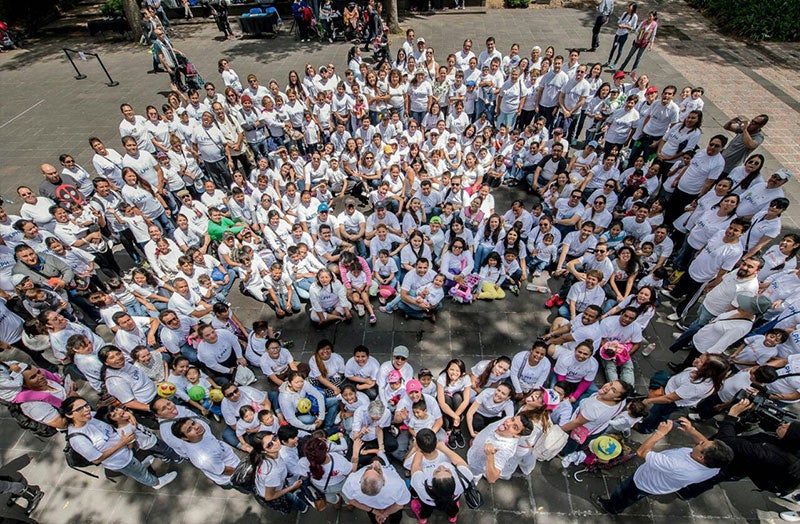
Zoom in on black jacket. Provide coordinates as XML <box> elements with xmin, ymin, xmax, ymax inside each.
<box><xmin>715</xmin><ymin>415</ymin><xmax>800</xmax><ymax>494</ymax></box>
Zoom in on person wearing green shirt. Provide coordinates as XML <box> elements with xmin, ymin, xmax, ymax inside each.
<box><xmin>207</xmin><ymin>207</ymin><xmax>244</xmax><ymax>242</ymax></box>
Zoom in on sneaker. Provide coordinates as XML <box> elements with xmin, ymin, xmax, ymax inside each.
<box><xmin>533</xmin><ymin>270</ymin><xmax>542</xmax><ymax>278</ymax></box>
<box><xmin>153</xmin><ymin>471</ymin><xmax>178</xmax><ymax>490</ymax></box>
<box><xmin>355</xmin><ymin>304</ymin><xmax>365</xmax><ymax>316</ymax></box>
<box><xmin>590</xmin><ymin>493</ymin><xmax>611</xmax><ymax>514</ymax></box>
<box><xmin>545</xmin><ymin>294</ymin><xmax>559</xmax><ymax>308</ymax></box>
<box><xmin>661</xmin><ymin>289</ymin><xmax>678</xmax><ymax>301</ymax></box>
<box><xmin>301</xmin><ymin>503</ymin><xmax>309</xmax><ymax>513</ymax></box>
<box><xmin>666</xmin><ymin>312</ymin><xmax>682</xmax><ymax>322</ymax></box>
<box><xmin>379</xmin><ymin>306</ymin><xmax>394</xmax><ymax>314</ymax></box>
<box><xmin>676</xmin><ymin>322</ymin><xmax>689</xmax><ymax>332</ymax></box>
<box><xmin>379</xmin><ymin>296</ymin><xmax>386</xmax><ymax>305</ymax></box>
<box><xmin>781</xmin><ymin>511</ymin><xmax>800</xmax><ymax>522</ymax></box>
<box><xmin>454</xmin><ymin>431</ymin><xmax>466</xmax><ymax>449</ymax></box>
<box><xmin>447</xmin><ymin>432</ymin><xmax>458</xmax><ymax>450</ymax></box>
<box><xmin>369</xmin><ymin>314</ymin><xmax>377</xmax><ymax>325</ymax></box>
<box><xmin>273</xmin><ymin>330</ymin><xmax>282</xmax><ymax>339</ymax></box>
<box><xmin>687</xmin><ymin>413</ymin><xmax>701</xmax><ymax>422</ymax></box>
<box><xmin>510</xmin><ymin>285</ymin><xmax>519</xmax><ymax>296</ymax></box>
<box><xmin>781</xmin><ymin>491</ymin><xmax>800</xmax><ymax>503</ymax></box>
<box><xmin>671</xmin><ymin>332</ymin><xmax>684</xmax><ymax>339</ymax></box>
<box><xmin>642</xmin><ymin>342</ymin><xmax>657</xmax><ymax>356</ymax></box>
<box><xmin>410</xmin><ymin>499</ymin><xmax>427</xmax><ymax>524</ymax></box>
<box><xmin>142</xmin><ymin>456</ymin><xmax>156</xmax><ymax>469</ymax></box>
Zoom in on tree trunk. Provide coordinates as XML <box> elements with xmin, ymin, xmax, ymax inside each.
<box><xmin>122</xmin><ymin>0</ymin><xmax>144</xmax><ymax>40</ymax></box>
<box><xmin>386</xmin><ymin>0</ymin><xmax>400</xmax><ymax>33</ymax></box>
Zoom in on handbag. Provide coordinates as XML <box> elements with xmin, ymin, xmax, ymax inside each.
<box><xmin>234</xmin><ymin>365</ymin><xmax>257</xmax><ymax>386</ymax></box>
<box><xmin>455</xmin><ymin>466</ymin><xmax>484</xmax><ymax>509</ymax></box>
<box><xmin>314</xmin><ymin>460</ymin><xmax>335</xmax><ymax>511</ymax></box>
<box><xmin>569</xmin><ymin>425</ymin><xmax>590</xmax><ymax>444</ymax></box>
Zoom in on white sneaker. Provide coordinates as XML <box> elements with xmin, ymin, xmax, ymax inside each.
<box><xmin>153</xmin><ymin>471</ymin><xmax>178</xmax><ymax>490</ymax></box>
<box><xmin>781</xmin><ymin>511</ymin><xmax>800</xmax><ymax>522</ymax></box>
<box><xmin>356</xmin><ymin>304</ymin><xmax>365</xmax><ymax>317</ymax></box>
<box><xmin>666</xmin><ymin>312</ymin><xmax>681</xmax><ymax>322</ymax></box>
<box><xmin>141</xmin><ymin>456</ymin><xmax>156</xmax><ymax>469</ymax></box>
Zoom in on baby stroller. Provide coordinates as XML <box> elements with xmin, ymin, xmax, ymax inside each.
<box><xmin>371</xmin><ymin>26</ymin><xmax>390</xmax><ymax>68</ymax></box>
<box><xmin>317</xmin><ymin>10</ymin><xmax>346</xmax><ymax>42</ymax></box>
<box><xmin>175</xmin><ymin>54</ymin><xmax>205</xmax><ymax>91</ymax></box>
<box><xmin>0</xmin><ymin>20</ymin><xmax>22</xmax><ymax>50</ymax></box>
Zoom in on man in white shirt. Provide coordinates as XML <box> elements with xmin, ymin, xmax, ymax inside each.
<box><xmin>342</xmin><ymin>455</ymin><xmax>411</xmax><ymax>523</ymax></box>
<box><xmin>627</xmin><ymin>85</ymin><xmax>679</xmax><ymax>169</ymax></box>
<box><xmin>592</xmin><ymin>419</ymin><xmax>733</xmax><ymax>514</ymax></box>
<box><xmin>171</xmin><ymin>417</ymin><xmax>240</xmax><ymax>486</ymax></box>
<box><xmin>466</xmin><ymin>415</ymin><xmax>533</xmax><ymax>484</ymax></box>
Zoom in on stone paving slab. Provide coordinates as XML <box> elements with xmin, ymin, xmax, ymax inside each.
<box><xmin>0</xmin><ymin>5</ymin><xmax>798</xmax><ymax>524</ymax></box>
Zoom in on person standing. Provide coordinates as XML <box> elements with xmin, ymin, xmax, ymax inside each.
<box><xmin>721</xmin><ymin>115</ymin><xmax>768</xmax><ymax>174</ymax></box>
<box><xmin>590</xmin><ymin>0</ymin><xmax>614</xmax><ymax>52</ymax></box>
<box><xmin>591</xmin><ymin>419</ymin><xmax>733</xmax><ymax>514</ymax></box>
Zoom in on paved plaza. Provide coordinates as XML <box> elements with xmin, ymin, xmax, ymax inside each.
<box><xmin>1</xmin><ymin>1</ymin><xmax>800</xmax><ymax>522</ymax></box>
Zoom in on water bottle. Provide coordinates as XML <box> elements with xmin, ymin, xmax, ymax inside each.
<box><xmin>526</xmin><ymin>283</ymin><xmax>549</xmax><ymax>293</ymax></box>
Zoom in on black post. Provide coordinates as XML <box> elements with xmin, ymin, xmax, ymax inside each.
<box><xmin>96</xmin><ymin>55</ymin><xmax>119</xmax><ymax>87</ymax></box>
<box><xmin>63</xmin><ymin>48</ymin><xmax>87</xmax><ymax>80</ymax></box>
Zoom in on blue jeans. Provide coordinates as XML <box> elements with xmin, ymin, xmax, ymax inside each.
<box><xmin>123</xmin><ymin>299</ymin><xmax>149</xmax><ymax>318</ymax></box>
<box><xmin>476</xmin><ymin>99</ymin><xmax>495</xmax><ymax>124</ymax></box>
<box><xmin>608</xmin><ymin>33</ymin><xmax>629</xmax><ymax>65</ymax></box>
<box><xmin>398</xmin><ymin>299</ymin><xmax>442</xmax><ymax>320</ymax></box>
<box><xmin>410</xmin><ymin>111</ymin><xmax>425</xmax><ymax>124</ymax></box>
<box><xmin>176</xmin><ymin>342</ymin><xmax>198</xmax><ymax>364</ymax></box>
<box><xmin>222</xmin><ymin>425</ymin><xmax>241</xmax><ymax>449</ymax></box>
<box><xmin>620</xmin><ymin>44</ymin><xmax>647</xmax><ymax>71</ymax></box>
<box><xmin>249</xmin><ymin>140</ymin><xmax>269</xmax><ymax>160</ymax></box>
<box><xmin>604</xmin><ymin>475</ymin><xmax>649</xmax><ymax>514</ymax></box>
<box><xmin>670</xmin><ymin>305</ymin><xmax>715</xmax><ymax>348</ymax></box>
<box><xmin>270</xmin><ymin>292</ymin><xmax>301</xmax><ymax>313</ymax></box>
<box><xmin>153</xmin><ymin>210</ymin><xmax>175</xmax><ymax>237</ymax></box>
<box><xmin>496</xmin><ymin>111</ymin><xmax>517</xmax><ymax>131</ymax></box>
<box><xmin>636</xmin><ymin>401</ymin><xmax>678</xmax><ymax>434</ymax></box>
<box><xmin>473</xmin><ymin>244</ymin><xmax>494</xmax><ymax>273</ymax></box>
<box><xmin>117</xmin><ymin>456</ymin><xmax>158</xmax><ymax>486</ymax></box>
<box><xmin>293</xmin><ymin>277</ymin><xmax>316</xmax><ymax>300</ymax></box>
<box><xmin>529</xmin><ymin>258</ymin><xmax>549</xmax><ymax>274</ymax></box>
<box><xmin>215</xmin><ymin>273</ymin><xmax>237</xmax><ymax>300</ymax></box>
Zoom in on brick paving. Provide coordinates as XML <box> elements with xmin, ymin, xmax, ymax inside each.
<box><xmin>0</xmin><ymin>5</ymin><xmax>798</xmax><ymax>523</ymax></box>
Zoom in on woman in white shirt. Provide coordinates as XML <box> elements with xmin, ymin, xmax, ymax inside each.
<box><xmin>249</xmin><ymin>431</ymin><xmax>308</xmax><ymax>513</ymax></box>
<box><xmin>606</xmin><ymin>2</ymin><xmax>639</xmax><ymax>68</ymax></box>
<box><xmin>638</xmin><ymin>353</ymin><xmax>728</xmax><ymax>433</ymax></box>
<box><xmin>297</xmin><ymin>436</ymin><xmax>357</xmax><ymax>505</ymax></box>
<box><xmin>407</xmin><ymin>70</ymin><xmax>433</xmax><ymax>124</ymax></box>
<box><xmin>62</xmin><ymin>396</ymin><xmax>177</xmax><ymax>489</ymax></box>
<box><xmin>308</xmin><ymin>339</ymin><xmax>346</xmax><ymax>397</ymax></box>
<box><xmin>436</xmin><ymin>358</ymin><xmax>472</xmax><ymax>449</ymax></box>
<box><xmin>655</xmin><ymin>110</ymin><xmax>703</xmax><ymax>178</ymax></box>
<box><xmin>410</xmin><ymin>434</ymin><xmax>474</xmax><ymax>522</ymax></box>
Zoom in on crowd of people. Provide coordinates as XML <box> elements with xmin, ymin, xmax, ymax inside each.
<box><xmin>2</xmin><ymin>8</ymin><xmax>800</xmax><ymax>521</ymax></box>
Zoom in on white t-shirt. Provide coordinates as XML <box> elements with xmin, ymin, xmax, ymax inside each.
<box><xmin>436</xmin><ymin>374</ymin><xmax>471</xmax><ymax>395</ymax></box>
<box><xmin>297</xmin><ymin>452</ymin><xmax>352</xmax><ymax>490</ymax></box>
<box><xmin>345</xmin><ymin>356</ymin><xmax>381</xmax><ymax>381</ymax></box>
<box><xmin>664</xmin><ymin>367</ymin><xmax>714</xmax><ymax>407</ymax></box>
<box><xmin>553</xmin><ymin>346</ymin><xmax>598</xmax><ymax>383</ymax></box>
<box><xmin>509</xmin><ymin>351</ymin><xmax>551</xmax><ymax>393</ymax></box>
<box><xmin>185</xmin><ymin>431</ymin><xmax>240</xmax><ymax>485</ymax></box>
<box><xmin>472</xmin><ymin>388</ymin><xmax>514</xmax><ymax>418</ymax></box>
<box><xmin>466</xmin><ymin>420</ymin><xmax>519</xmax><ymax>476</ymax></box>
<box><xmin>308</xmin><ymin>353</ymin><xmax>346</xmax><ymax>380</ymax></box>
<box><xmin>68</xmin><ymin>417</ymin><xmax>133</xmax><ymax>470</ymax></box>
<box><xmin>341</xmin><ymin>461</ymin><xmax>411</xmax><ymax>509</ymax></box>
<box><xmin>633</xmin><ymin>447</ymin><xmax>719</xmax><ymax>495</ymax></box>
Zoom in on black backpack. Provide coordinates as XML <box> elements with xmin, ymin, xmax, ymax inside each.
<box><xmin>64</xmin><ymin>432</ymin><xmax>102</xmax><ymax>479</ymax></box>
<box><xmin>229</xmin><ymin>458</ymin><xmax>255</xmax><ymax>492</ymax></box>
<box><xmin>0</xmin><ymin>399</ymin><xmax>57</xmax><ymax>439</ymax></box>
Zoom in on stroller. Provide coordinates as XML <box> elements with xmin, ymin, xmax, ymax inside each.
<box><xmin>370</xmin><ymin>26</ymin><xmax>391</xmax><ymax>68</ymax></box>
<box><xmin>0</xmin><ymin>21</ymin><xmax>22</xmax><ymax>51</ymax></box>
<box><xmin>175</xmin><ymin>53</ymin><xmax>205</xmax><ymax>91</ymax></box>
<box><xmin>317</xmin><ymin>10</ymin><xmax>347</xmax><ymax>42</ymax></box>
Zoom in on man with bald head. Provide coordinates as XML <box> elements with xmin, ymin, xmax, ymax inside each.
<box><xmin>342</xmin><ymin>454</ymin><xmax>411</xmax><ymax>524</ymax></box>
<box><xmin>39</xmin><ymin>163</ymin><xmax>84</xmax><ymax>206</ymax></box>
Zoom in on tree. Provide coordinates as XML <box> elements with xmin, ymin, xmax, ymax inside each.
<box><xmin>121</xmin><ymin>0</ymin><xmax>143</xmax><ymax>40</ymax></box>
<box><xmin>386</xmin><ymin>0</ymin><xmax>400</xmax><ymax>33</ymax></box>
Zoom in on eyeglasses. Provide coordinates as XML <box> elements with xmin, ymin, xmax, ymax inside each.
<box><xmin>595</xmin><ymin>249</ymin><xmax>607</xmax><ymax>254</ymax></box>
<box><xmin>570</xmin><ymin>194</ymin><xmax>581</xmax><ymax>199</ymax></box>
<box><xmin>394</xmin><ymin>356</ymin><xmax>407</xmax><ymax>361</ymax></box>
<box><xmin>70</xmin><ymin>403</ymin><xmax>91</xmax><ymax>414</ymax></box>
<box><xmin>224</xmin><ymin>388</ymin><xmax>239</xmax><ymax>398</ymax></box>
<box><xmin>264</xmin><ymin>438</ymin><xmax>277</xmax><ymax>449</ymax></box>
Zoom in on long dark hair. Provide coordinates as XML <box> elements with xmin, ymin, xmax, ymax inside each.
<box><xmin>482</xmin><ymin>214</ymin><xmax>503</xmax><ymax>243</ymax></box>
<box><xmin>440</xmin><ymin>358</ymin><xmax>467</xmax><ymax>386</ymax></box>
<box><xmin>772</xmin><ymin>233</ymin><xmax>800</xmax><ymax>272</ymax></box>
<box><xmin>98</xmin><ymin>345</ymin><xmax>124</xmax><ymax>383</ymax></box>
<box><xmin>633</xmin><ymin>285</ymin><xmax>657</xmax><ymax>315</ymax></box>
<box><xmin>731</xmin><ymin>153</ymin><xmax>765</xmax><ymax>191</ymax></box>
<box><xmin>60</xmin><ymin>396</ymin><xmax>88</xmax><ymax>426</ymax></box>
<box><xmin>248</xmin><ymin>431</ymin><xmax>276</xmax><ymax>485</ymax></box>
<box><xmin>447</xmin><ymin>217</ymin><xmax>466</xmax><ymax>246</ymax></box>
<box><xmin>476</xmin><ymin>356</ymin><xmax>511</xmax><ymax>389</ymax></box>
<box><xmin>423</xmin><ymin>472</ymin><xmax>457</xmax><ymax>511</ymax></box>
<box><xmin>692</xmin><ymin>354</ymin><xmax>729</xmax><ymax>393</ymax></box>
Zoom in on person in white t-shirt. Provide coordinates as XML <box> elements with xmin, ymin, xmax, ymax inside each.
<box><xmin>248</xmin><ymin>431</ymin><xmax>309</xmax><ymax>513</ymax></box>
<box><xmin>592</xmin><ymin>418</ymin><xmax>733</xmax><ymax>514</ymax></box>
<box><xmin>171</xmin><ymin>416</ymin><xmax>241</xmax><ymax>487</ymax></box>
<box><xmin>342</xmin><ymin>453</ymin><xmax>411</xmax><ymax>523</ymax></box>
<box><xmin>466</xmin><ymin>415</ymin><xmax>534</xmax><ymax>484</ymax></box>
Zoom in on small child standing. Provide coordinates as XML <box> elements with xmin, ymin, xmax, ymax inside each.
<box><xmin>500</xmin><ymin>251</ymin><xmax>523</xmax><ymax>295</ymax></box>
<box><xmin>107</xmin><ymin>277</ymin><xmax>150</xmax><ymax>318</ymax></box>
<box><xmin>371</xmin><ymin>249</ymin><xmax>399</xmax><ymax>305</ymax></box>
<box><xmin>529</xmin><ymin>233</ymin><xmax>557</xmax><ymax>278</ymax></box>
<box><xmin>343</xmin><ymin>259</ymin><xmax>376</xmax><ymax>324</ymax></box>
<box><xmin>607</xmin><ymin>400</ymin><xmax>648</xmax><ymax>437</ymax></box>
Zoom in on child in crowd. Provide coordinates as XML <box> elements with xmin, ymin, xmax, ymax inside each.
<box><xmin>529</xmin><ymin>233</ymin><xmax>557</xmax><ymax>278</ymax></box>
<box><xmin>607</xmin><ymin>400</ymin><xmax>648</xmax><ymax>438</ymax></box>
<box><xmin>107</xmin><ymin>277</ymin><xmax>149</xmax><ymax>318</ymax></box>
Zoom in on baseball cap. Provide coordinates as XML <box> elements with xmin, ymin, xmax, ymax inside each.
<box><xmin>737</xmin><ymin>294</ymin><xmax>773</xmax><ymax>315</ymax></box>
<box><xmin>374</xmin><ymin>200</ymin><xmax>387</xmax><ymax>209</ymax></box>
<box><xmin>406</xmin><ymin>379</ymin><xmax>422</xmax><ymax>393</ymax></box>
<box><xmin>465</xmin><ymin>80</ymin><xmax>476</xmax><ymax>87</ymax></box>
<box><xmin>156</xmin><ymin>152</ymin><xmax>168</xmax><ymax>159</ymax></box>
<box><xmin>774</xmin><ymin>168</ymin><xmax>792</xmax><ymax>181</ymax></box>
<box><xmin>387</xmin><ymin>370</ymin><xmax>402</xmax><ymax>383</ymax></box>
<box><xmin>589</xmin><ymin>435</ymin><xmax>622</xmax><ymax>461</ymax></box>
<box><xmin>176</xmin><ymin>189</ymin><xmax>191</xmax><ymax>198</ymax></box>
<box><xmin>240</xmin><ymin>94</ymin><xmax>252</xmax><ymax>102</ymax></box>
<box><xmin>429</xmin><ymin>216</ymin><xmax>443</xmax><ymax>224</ymax></box>
<box><xmin>645</xmin><ymin>86</ymin><xmax>659</xmax><ymax>95</ymax></box>
<box><xmin>429</xmin><ymin>129</ymin><xmax>439</xmax><ymax>135</ymax></box>
<box><xmin>12</xmin><ymin>274</ymin><xmax>29</xmax><ymax>287</ymax></box>
<box><xmin>587</xmin><ymin>140</ymin><xmax>598</xmax><ymax>148</ymax></box>
<box><xmin>417</xmin><ymin>37</ymin><xmax>425</xmax><ymax>44</ymax></box>
<box><xmin>541</xmin><ymin>388</ymin><xmax>561</xmax><ymax>410</ymax></box>
<box><xmin>317</xmin><ymin>203</ymin><xmax>329</xmax><ymax>212</ymax></box>
<box><xmin>393</xmin><ymin>345</ymin><xmax>410</xmax><ymax>359</ymax></box>
<box><xmin>383</xmin><ymin>144</ymin><xmax>394</xmax><ymax>154</ymax></box>
<box><xmin>345</xmin><ymin>197</ymin><xmax>357</xmax><ymax>207</ymax></box>
<box><xmin>613</xmin><ymin>71</ymin><xmax>626</xmax><ymax>80</ymax></box>
<box><xmin>418</xmin><ymin>368</ymin><xmax>433</xmax><ymax>378</ymax></box>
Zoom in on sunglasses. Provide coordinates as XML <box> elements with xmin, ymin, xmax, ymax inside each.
<box><xmin>70</xmin><ymin>403</ymin><xmax>91</xmax><ymax>414</ymax></box>
<box><xmin>224</xmin><ymin>388</ymin><xmax>240</xmax><ymax>398</ymax></box>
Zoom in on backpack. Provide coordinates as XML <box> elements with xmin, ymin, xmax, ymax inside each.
<box><xmin>0</xmin><ymin>399</ymin><xmax>58</xmax><ymax>438</ymax></box>
<box><xmin>64</xmin><ymin>432</ymin><xmax>102</xmax><ymax>478</ymax></box>
<box><xmin>230</xmin><ymin>458</ymin><xmax>256</xmax><ymax>492</ymax></box>
<box><xmin>532</xmin><ymin>424</ymin><xmax>569</xmax><ymax>461</ymax></box>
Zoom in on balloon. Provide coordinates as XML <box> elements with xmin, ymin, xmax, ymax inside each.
<box><xmin>157</xmin><ymin>382</ymin><xmax>177</xmax><ymax>398</ymax></box>
<box><xmin>188</xmin><ymin>385</ymin><xmax>206</xmax><ymax>402</ymax></box>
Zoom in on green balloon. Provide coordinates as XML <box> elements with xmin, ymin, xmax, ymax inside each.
<box><xmin>188</xmin><ymin>385</ymin><xmax>206</xmax><ymax>402</ymax></box>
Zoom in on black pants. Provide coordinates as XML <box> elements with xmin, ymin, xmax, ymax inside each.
<box><xmin>231</xmin><ymin>151</ymin><xmax>252</xmax><ymax>177</ymax></box>
<box><xmin>11</xmin><ymin>339</ymin><xmax>58</xmax><ymax>372</ymax></box>
<box><xmin>671</xmin><ymin>272</ymin><xmax>704</xmax><ymax>314</ymax></box>
<box><xmin>539</xmin><ymin>105</ymin><xmax>558</xmax><ymax>131</ymax></box>
<box><xmin>420</xmin><ymin>498</ymin><xmax>459</xmax><ymax>519</ymax></box>
<box><xmin>204</xmin><ymin>159</ymin><xmax>233</xmax><ymax>189</ymax></box>
<box><xmin>472</xmin><ymin>412</ymin><xmax>501</xmax><ymax>433</ymax></box>
<box><xmin>627</xmin><ymin>133</ymin><xmax>660</xmax><ymax>169</ymax></box>
<box><xmin>442</xmin><ymin>392</ymin><xmax>464</xmax><ymax>432</ymax></box>
<box><xmin>603</xmin><ymin>475</ymin><xmax>649</xmax><ymax>514</ymax></box>
<box><xmin>665</xmin><ymin>188</ymin><xmax>697</xmax><ymax>225</ymax></box>
<box><xmin>591</xmin><ymin>15</ymin><xmax>607</xmax><ymax>50</ymax></box>
<box><xmin>367</xmin><ymin>508</ymin><xmax>402</xmax><ymax>524</ymax></box>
